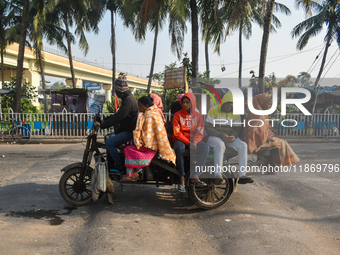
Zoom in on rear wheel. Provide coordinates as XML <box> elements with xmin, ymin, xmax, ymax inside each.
<box><xmin>59</xmin><ymin>166</ymin><xmax>93</xmax><ymax>206</ymax></box>
<box><xmin>12</xmin><ymin>126</ymin><xmax>31</xmax><ymax>144</ymax></box>
<box><xmin>188</xmin><ymin>178</ymin><xmax>234</xmax><ymax>210</ymax></box>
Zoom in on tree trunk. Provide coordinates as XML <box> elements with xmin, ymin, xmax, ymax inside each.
<box><xmin>309</xmin><ymin>23</ymin><xmax>334</xmax><ymax>130</ymax></box>
<box><xmin>0</xmin><ymin>43</ymin><xmax>4</xmax><ymax>114</ymax></box>
<box><xmin>258</xmin><ymin>0</ymin><xmax>275</xmax><ymax>93</ymax></box>
<box><xmin>64</xmin><ymin>13</ymin><xmax>76</xmax><ymax>89</ymax></box>
<box><xmin>205</xmin><ymin>41</ymin><xmax>210</xmax><ymax>78</ymax></box>
<box><xmin>111</xmin><ymin>10</ymin><xmax>116</xmax><ymax>99</ymax></box>
<box><xmin>14</xmin><ymin>0</ymin><xmax>30</xmax><ymax>113</ymax></box>
<box><xmin>238</xmin><ymin>22</ymin><xmax>243</xmax><ymax>87</ymax></box>
<box><xmin>147</xmin><ymin>25</ymin><xmax>159</xmax><ymax>94</ymax></box>
<box><xmin>190</xmin><ymin>0</ymin><xmax>199</xmax><ymax>85</ymax></box>
<box><xmin>314</xmin><ymin>24</ymin><xmax>333</xmax><ymax>86</ymax></box>
<box><xmin>1</xmin><ymin>43</ymin><xmax>4</xmax><ymax>86</ymax></box>
<box><xmin>38</xmin><ymin>49</ymin><xmax>48</xmax><ymax>113</ymax></box>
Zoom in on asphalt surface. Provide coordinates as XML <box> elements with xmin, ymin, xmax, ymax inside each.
<box><xmin>0</xmin><ymin>142</ymin><xmax>339</xmax><ymax>255</ymax></box>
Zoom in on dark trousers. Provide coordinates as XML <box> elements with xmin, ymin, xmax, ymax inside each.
<box><xmin>173</xmin><ymin>140</ymin><xmax>210</xmax><ymax>177</ymax></box>
<box><xmin>105</xmin><ymin>131</ymin><xmax>133</xmax><ymax>170</ymax></box>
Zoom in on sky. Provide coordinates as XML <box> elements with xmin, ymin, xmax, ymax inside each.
<box><xmin>49</xmin><ymin>0</ymin><xmax>340</xmax><ymax>86</ymax></box>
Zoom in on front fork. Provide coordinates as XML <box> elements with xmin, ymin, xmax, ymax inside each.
<box><xmin>79</xmin><ymin>149</ymin><xmax>93</xmax><ymax>182</ymax></box>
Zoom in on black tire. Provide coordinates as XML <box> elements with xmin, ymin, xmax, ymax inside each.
<box><xmin>12</xmin><ymin>126</ymin><xmax>31</xmax><ymax>144</ymax></box>
<box><xmin>59</xmin><ymin>166</ymin><xmax>93</xmax><ymax>206</ymax></box>
<box><xmin>188</xmin><ymin>178</ymin><xmax>234</xmax><ymax>210</ymax></box>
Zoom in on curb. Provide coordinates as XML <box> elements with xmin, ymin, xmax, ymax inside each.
<box><xmin>28</xmin><ymin>137</ymin><xmax>105</xmax><ymax>144</ymax></box>
<box><xmin>278</xmin><ymin>136</ymin><xmax>340</xmax><ymax>143</ymax></box>
<box><xmin>25</xmin><ymin>136</ymin><xmax>340</xmax><ymax>144</ymax></box>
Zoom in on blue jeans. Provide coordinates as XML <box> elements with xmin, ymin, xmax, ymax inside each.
<box><xmin>206</xmin><ymin>136</ymin><xmax>248</xmax><ymax>177</ymax></box>
<box><xmin>173</xmin><ymin>140</ymin><xmax>210</xmax><ymax>177</ymax></box>
<box><xmin>105</xmin><ymin>131</ymin><xmax>133</xmax><ymax>170</ymax></box>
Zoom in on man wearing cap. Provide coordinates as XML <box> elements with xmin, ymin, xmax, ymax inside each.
<box><xmin>94</xmin><ymin>77</ymin><xmax>138</xmax><ymax>173</ymax></box>
<box><xmin>205</xmin><ymin>91</ymin><xmax>254</xmax><ymax>184</ymax></box>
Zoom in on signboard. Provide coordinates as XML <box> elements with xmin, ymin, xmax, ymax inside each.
<box><xmin>164</xmin><ymin>67</ymin><xmax>187</xmax><ymax>90</ymax></box>
<box><xmin>83</xmin><ymin>81</ymin><xmax>101</xmax><ymax>90</ymax></box>
<box><xmin>86</xmin><ymin>92</ymin><xmax>105</xmax><ymax>113</ymax></box>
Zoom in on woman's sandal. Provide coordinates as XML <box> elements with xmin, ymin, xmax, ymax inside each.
<box><xmin>122</xmin><ymin>172</ymin><xmax>139</xmax><ymax>181</ymax></box>
<box><xmin>178</xmin><ymin>185</ymin><xmax>186</xmax><ymax>193</ymax></box>
<box><xmin>190</xmin><ymin>179</ymin><xmax>207</xmax><ymax>187</ymax></box>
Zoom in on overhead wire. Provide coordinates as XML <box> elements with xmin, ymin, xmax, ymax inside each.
<box><xmin>320</xmin><ymin>48</ymin><xmax>340</xmax><ymax>84</ymax></box>
<box><xmin>213</xmin><ymin>44</ymin><xmax>330</xmax><ymax>78</ymax></box>
<box><xmin>306</xmin><ymin>45</ymin><xmax>325</xmax><ymax>74</ymax></box>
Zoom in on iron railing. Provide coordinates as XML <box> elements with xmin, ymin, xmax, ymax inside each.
<box><xmin>0</xmin><ymin>110</ymin><xmax>339</xmax><ymax>139</ymax></box>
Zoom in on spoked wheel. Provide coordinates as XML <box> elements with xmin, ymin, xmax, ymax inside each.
<box><xmin>12</xmin><ymin>126</ymin><xmax>31</xmax><ymax>144</ymax></box>
<box><xmin>188</xmin><ymin>178</ymin><xmax>234</xmax><ymax>210</ymax></box>
<box><xmin>59</xmin><ymin>166</ymin><xmax>93</xmax><ymax>206</ymax></box>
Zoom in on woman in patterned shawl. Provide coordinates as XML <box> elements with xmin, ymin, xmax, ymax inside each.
<box><xmin>124</xmin><ymin>95</ymin><xmax>176</xmax><ymax>179</ymax></box>
<box><xmin>243</xmin><ymin>93</ymin><xmax>300</xmax><ymax>166</ymax></box>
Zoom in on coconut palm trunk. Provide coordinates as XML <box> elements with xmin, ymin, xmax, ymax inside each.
<box><xmin>14</xmin><ymin>0</ymin><xmax>30</xmax><ymax>113</ymax></box>
<box><xmin>111</xmin><ymin>9</ymin><xmax>116</xmax><ymax>99</ymax></box>
<box><xmin>38</xmin><ymin>49</ymin><xmax>48</xmax><ymax>113</ymax></box>
<box><xmin>314</xmin><ymin>24</ymin><xmax>334</xmax><ymax>86</ymax></box>
<box><xmin>147</xmin><ymin>25</ymin><xmax>159</xmax><ymax>94</ymax></box>
<box><xmin>258</xmin><ymin>0</ymin><xmax>275</xmax><ymax>93</ymax></box>
<box><xmin>1</xmin><ymin>42</ymin><xmax>4</xmax><ymax>87</ymax></box>
<box><xmin>238</xmin><ymin>22</ymin><xmax>243</xmax><ymax>88</ymax></box>
<box><xmin>64</xmin><ymin>13</ymin><xmax>77</xmax><ymax>89</ymax></box>
<box><xmin>0</xmin><ymin>42</ymin><xmax>4</xmax><ymax>114</ymax></box>
<box><xmin>309</xmin><ymin>22</ymin><xmax>335</xmax><ymax>131</ymax></box>
<box><xmin>205</xmin><ymin>41</ymin><xmax>209</xmax><ymax>78</ymax></box>
<box><xmin>190</xmin><ymin>0</ymin><xmax>199</xmax><ymax>84</ymax></box>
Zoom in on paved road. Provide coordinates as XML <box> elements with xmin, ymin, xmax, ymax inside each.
<box><xmin>0</xmin><ymin>142</ymin><xmax>339</xmax><ymax>255</ymax></box>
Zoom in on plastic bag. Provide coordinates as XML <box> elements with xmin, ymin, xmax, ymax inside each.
<box><xmin>92</xmin><ymin>156</ymin><xmax>107</xmax><ymax>201</ymax></box>
<box><xmin>95</xmin><ymin>157</ymin><xmax>106</xmax><ymax>192</ymax></box>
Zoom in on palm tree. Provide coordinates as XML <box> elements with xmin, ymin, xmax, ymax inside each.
<box><xmin>258</xmin><ymin>0</ymin><xmax>275</xmax><ymax>93</ymax></box>
<box><xmin>257</xmin><ymin>1</ymin><xmax>290</xmax><ymax>93</ymax></box>
<box><xmin>129</xmin><ymin>0</ymin><xmax>187</xmax><ymax>92</ymax></box>
<box><xmin>52</xmin><ymin>0</ymin><xmax>103</xmax><ymax>88</ymax></box>
<box><xmin>292</xmin><ymin>0</ymin><xmax>340</xmax><ymax>86</ymax></box>
<box><xmin>105</xmin><ymin>0</ymin><xmax>119</xmax><ymax>99</ymax></box>
<box><xmin>105</xmin><ymin>0</ymin><xmax>138</xmax><ymax>99</ymax></box>
<box><xmin>0</xmin><ymin>0</ymin><xmax>14</xmax><ymax>114</ymax></box>
<box><xmin>230</xmin><ymin>1</ymin><xmax>261</xmax><ymax>87</ymax></box>
<box><xmin>0</xmin><ymin>1</ymin><xmax>9</xmax><ymax>86</ymax></box>
<box><xmin>14</xmin><ymin>0</ymin><xmax>30</xmax><ymax>113</ymax></box>
<box><xmin>190</xmin><ymin>0</ymin><xmax>199</xmax><ymax>82</ymax></box>
<box><xmin>29</xmin><ymin>1</ymin><xmax>69</xmax><ymax>112</ymax></box>
<box><xmin>138</xmin><ymin>0</ymin><xmax>167</xmax><ymax>94</ymax></box>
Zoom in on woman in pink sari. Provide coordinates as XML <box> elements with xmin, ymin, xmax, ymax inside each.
<box><xmin>243</xmin><ymin>93</ymin><xmax>300</xmax><ymax>166</ymax></box>
<box><xmin>124</xmin><ymin>96</ymin><xmax>176</xmax><ymax>179</ymax></box>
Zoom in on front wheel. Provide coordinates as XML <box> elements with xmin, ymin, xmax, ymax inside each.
<box><xmin>59</xmin><ymin>166</ymin><xmax>93</xmax><ymax>206</ymax></box>
<box><xmin>12</xmin><ymin>126</ymin><xmax>31</xmax><ymax>144</ymax></box>
<box><xmin>188</xmin><ymin>178</ymin><xmax>234</xmax><ymax>210</ymax></box>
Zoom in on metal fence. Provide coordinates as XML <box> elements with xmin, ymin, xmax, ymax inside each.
<box><xmin>0</xmin><ymin>111</ymin><xmax>114</xmax><ymax>138</ymax></box>
<box><xmin>271</xmin><ymin>113</ymin><xmax>340</xmax><ymax>137</ymax></box>
<box><xmin>0</xmin><ymin>110</ymin><xmax>339</xmax><ymax>139</ymax></box>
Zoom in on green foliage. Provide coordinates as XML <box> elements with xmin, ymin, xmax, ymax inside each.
<box><xmin>133</xmin><ymin>90</ymin><xmax>148</xmax><ymax>100</ymax></box>
<box><xmin>158</xmin><ymin>88</ymin><xmax>185</xmax><ymax>113</ymax></box>
<box><xmin>198</xmin><ymin>71</ymin><xmax>220</xmax><ymax>86</ymax></box>
<box><xmin>50</xmin><ymin>81</ymin><xmax>69</xmax><ymax>89</ymax></box>
<box><xmin>1</xmin><ymin>78</ymin><xmax>38</xmax><ymax>113</ymax></box>
<box><xmin>105</xmin><ymin>101</ymin><xmax>115</xmax><ymax>113</ymax></box>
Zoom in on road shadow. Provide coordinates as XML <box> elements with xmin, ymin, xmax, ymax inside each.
<box><xmin>0</xmin><ymin>181</ymin><xmax>203</xmax><ymax>226</ymax></box>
